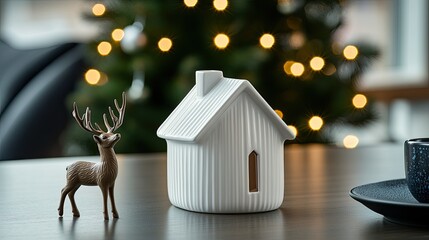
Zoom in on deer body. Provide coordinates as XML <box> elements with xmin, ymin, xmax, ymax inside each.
<box><xmin>58</xmin><ymin>93</ymin><xmax>125</xmax><ymax>220</ymax></box>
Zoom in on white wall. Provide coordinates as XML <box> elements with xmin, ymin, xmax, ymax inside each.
<box><xmin>339</xmin><ymin>0</ymin><xmax>428</xmax><ymax>89</ymax></box>
<box><xmin>389</xmin><ymin>100</ymin><xmax>429</xmax><ymax>141</ymax></box>
<box><xmin>0</xmin><ymin>0</ymin><xmax>98</xmax><ymax>48</ymax></box>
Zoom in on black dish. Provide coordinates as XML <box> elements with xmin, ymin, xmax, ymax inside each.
<box><xmin>349</xmin><ymin>179</ymin><xmax>429</xmax><ymax>227</ymax></box>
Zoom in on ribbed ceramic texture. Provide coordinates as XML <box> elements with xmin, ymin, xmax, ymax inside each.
<box><xmin>158</xmin><ymin>78</ymin><xmax>244</xmax><ymax>141</ymax></box>
<box><xmin>167</xmin><ymin>93</ymin><xmax>285</xmax><ymax>213</ymax></box>
<box><xmin>157</xmin><ymin>78</ymin><xmax>294</xmax><ymax>142</ymax></box>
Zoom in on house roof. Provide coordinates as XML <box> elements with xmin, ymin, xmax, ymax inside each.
<box><xmin>157</xmin><ymin>71</ymin><xmax>295</xmax><ymax>142</ymax></box>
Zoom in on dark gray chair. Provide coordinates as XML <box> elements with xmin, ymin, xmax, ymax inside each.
<box><xmin>0</xmin><ymin>40</ymin><xmax>85</xmax><ymax>160</ymax></box>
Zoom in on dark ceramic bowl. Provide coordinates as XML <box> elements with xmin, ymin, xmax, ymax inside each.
<box><xmin>404</xmin><ymin>138</ymin><xmax>429</xmax><ymax>203</ymax></box>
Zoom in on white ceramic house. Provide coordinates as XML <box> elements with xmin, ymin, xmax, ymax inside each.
<box><xmin>157</xmin><ymin>70</ymin><xmax>295</xmax><ymax>213</ymax></box>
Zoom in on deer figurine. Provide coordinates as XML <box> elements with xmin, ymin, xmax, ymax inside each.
<box><xmin>58</xmin><ymin>92</ymin><xmax>126</xmax><ymax>220</ymax></box>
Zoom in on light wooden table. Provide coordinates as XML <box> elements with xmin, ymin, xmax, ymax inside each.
<box><xmin>1</xmin><ymin>144</ymin><xmax>428</xmax><ymax>239</ymax></box>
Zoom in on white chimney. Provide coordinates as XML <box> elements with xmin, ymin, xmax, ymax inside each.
<box><xmin>196</xmin><ymin>70</ymin><xmax>223</xmax><ymax>97</ymax></box>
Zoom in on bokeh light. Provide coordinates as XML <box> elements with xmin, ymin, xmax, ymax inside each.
<box><xmin>283</xmin><ymin>61</ymin><xmax>294</xmax><ymax>75</ymax></box>
<box><xmin>275</xmin><ymin>109</ymin><xmax>283</xmax><ymax>119</ymax></box>
<box><xmin>184</xmin><ymin>0</ymin><xmax>198</xmax><ymax>7</ymax></box>
<box><xmin>289</xmin><ymin>31</ymin><xmax>305</xmax><ymax>49</ymax></box>
<box><xmin>290</xmin><ymin>62</ymin><xmax>305</xmax><ymax>77</ymax></box>
<box><xmin>343</xmin><ymin>135</ymin><xmax>359</xmax><ymax>149</ymax></box>
<box><xmin>322</xmin><ymin>63</ymin><xmax>336</xmax><ymax>76</ymax></box>
<box><xmin>214</xmin><ymin>33</ymin><xmax>230</xmax><ymax>49</ymax></box>
<box><xmin>309</xmin><ymin>116</ymin><xmax>323</xmax><ymax>131</ymax></box>
<box><xmin>111</xmin><ymin>29</ymin><xmax>124</xmax><ymax>42</ymax></box>
<box><xmin>92</xmin><ymin>3</ymin><xmax>106</xmax><ymax>16</ymax></box>
<box><xmin>343</xmin><ymin>45</ymin><xmax>359</xmax><ymax>60</ymax></box>
<box><xmin>310</xmin><ymin>56</ymin><xmax>325</xmax><ymax>71</ymax></box>
<box><xmin>213</xmin><ymin>0</ymin><xmax>228</xmax><ymax>11</ymax></box>
<box><xmin>85</xmin><ymin>69</ymin><xmax>101</xmax><ymax>85</ymax></box>
<box><xmin>288</xmin><ymin>125</ymin><xmax>298</xmax><ymax>137</ymax></box>
<box><xmin>260</xmin><ymin>34</ymin><xmax>275</xmax><ymax>49</ymax></box>
<box><xmin>97</xmin><ymin>41</ymin><xmax>112</xmax><ymax>56</ymax></box>
<box><xmin>158</xmin><ymin>38</ymin><xmax>173</xmax><ymax>52</ymax></box>
<box><xmin>352</xmin><ymin>94</ymin><xmax>367</xmax><ymax>109</ymax></box>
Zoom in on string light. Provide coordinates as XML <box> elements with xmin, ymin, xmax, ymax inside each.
<box><xmin>283</xmin><ymin>61</ymin><xmax>294</xmax><ymax>75</ymax></box>
<box><xmin>352</xmin><ymin>94</ymin><xmax>367</xmax><ymax>109</ymax></box>
<box><xmin>289</xmin><ymin>31</ymin><xmax>305</xmax><ymax>49</ymax></box>
<box><xmin>309</xmin><ymin>116</ymin><xmax>323</xmax><ymax>131</ymax></box>
<box><xmin>259</xmin><ymin>34</ymin><xmax>275</xmax><ymax>49</ymax></box>
<box><xmin>343</xmin><ymin>45</ymin><xmax>358</xmax><ymax>60</ymax></box>
<box><xmin>290</xmin><ymin>62</ymin><xmax>305</xmax><ymax>77</ymax></box>
<box><xmin>98</xmin><ymin>72</ymin><xmax>109</xmax><ymax>86</ymax></box>
<box><xmin>288</xmin><ymin>125</ymin><xmax>298</xmax><ymax>137</ymax></box>
<box><xmin>322</xmin><ymin>63</ymin><xmax>336</xmax><ymax>76</ymax></box>
<box><xmin>158</xmin><ymin>37</ymin><xmax>173</xmax><ymax>52</ymax></box>
<box><xmin>214</xmin><ymin>33</ymin><xmax>229</xmax><ymax>49</ymax></box>
<box><xmin>97</xmin><ymin>41</ymin><xmax>112</xmax><ymax>56</ymax></box>
<box><xmin>309</xmin><ymin>56</ymin><xmax>325</xmax><ymax>71</ymax></box>
<box><xmin>111</xmin><ymin>29</ymin><xmax>124</xmax><ymax>42</ymax></box>
<box><xmin>92</xmin><ymin>3</ymin><xmax>106</xmax><ymax>16</ymax></box>
<box><xmin>274</xmin><ymin>110</ymin><xmax>283</xmax><ymax>119</ymax></box>
<box><xmin>213</xmin><ymin>0</ymin><xmax>228</xmax><ymax>11</ymax></box>
<box><xmin>343</xmin><ymin>135</ymin><xmax>359</xmax><ymax>149</ymax></box>
<box><xmin>85</xmin><ymin>69</ymin><xmax>101</xmax><ymax>85</ymax></box>
<box><xmin>184</xmin><ymin>0</ymin><xmax>198</xmax><ymax>7</ymax></box>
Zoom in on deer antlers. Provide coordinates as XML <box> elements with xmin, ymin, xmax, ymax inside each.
<box><xmin>72</xmin><ymin>92</ymin><xmax>126</xmax><ymax>135</ymax></box>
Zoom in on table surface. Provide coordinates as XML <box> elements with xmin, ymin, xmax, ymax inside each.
<box><xmin>1</xmin><ymin>144</ymin><xmax>429</xmax><ymax>240</ymax></box>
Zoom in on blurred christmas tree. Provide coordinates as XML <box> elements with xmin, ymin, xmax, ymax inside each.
<box><xmin>65</xmin><ymin>0</ymin><xmax>377</xmax><ymax>155</ymax></box>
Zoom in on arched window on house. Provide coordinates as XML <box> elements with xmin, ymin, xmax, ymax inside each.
<box><xmin>248</xmin><ymin>150</ymin><xmax>258</xmax><ymax>192</ymax></box>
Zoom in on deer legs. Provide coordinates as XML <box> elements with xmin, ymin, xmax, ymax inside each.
<box><xmin>109</xmin><ymin>185</ymin><xmax>119</xmax><ymax>218</ymax></box>
<box><xmin>58</xmin><ymin>186</ymin><xmax>70</xmax><ymax>216</ymax></box>
<box><xmin>58</xmin><ymin>183</ymin><xmax>119</xmax><ymax>220</ymax></box>
<box><xmin>68</xmin><ymin>186</ymin><xmax>81</xmax><ymax>217</ymax></box>
<box><xmin>100</xmin><ymin>185</ymin><xmax>119</xmax><ymax>220</ymax></box>
<box><xmin>58</xmin><ymin>185</ymin><xmax>80</xmax><ymax>217</ymax></box>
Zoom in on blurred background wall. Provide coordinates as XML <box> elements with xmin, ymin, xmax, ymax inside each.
<box><xmin>1</xmin><ymin>0</ymin><xmax>98</xmax><ymax>48</ymax></box>
<box><xmin>332</xmin><ymin>0</ymin><xmax>429</xmax><ymax>144</ymax></box>
<box><xmin>0</xmin><ymin>0</ymin><xmax>429</xmax><ymax>158</ymax></box>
